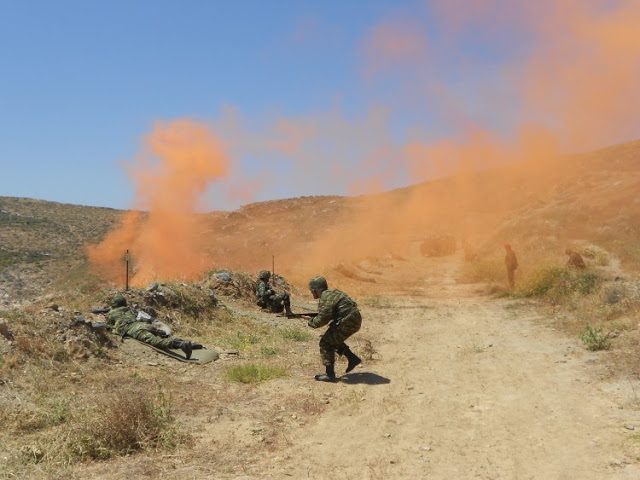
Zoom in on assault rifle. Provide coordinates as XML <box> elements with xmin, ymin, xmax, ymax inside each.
<box><xmin>279</xmin><ymin>312</ymin><xmax>318</xmax><ymax>319</ymax></box>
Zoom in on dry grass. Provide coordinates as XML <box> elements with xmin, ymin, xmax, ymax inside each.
<box><xmin>0</xmin><ymin>271</ymin><xmax>329</xmax><ymax>479</ymax></box>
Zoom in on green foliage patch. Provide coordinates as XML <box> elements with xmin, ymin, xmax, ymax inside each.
<box><xmin>517</xmin><ymin>265</ymin><xmax>599</xmax><ymax>300</ymax></box>
<box><xmin>579</xmin><ymin>324</ymin><xmax>611</xmax><ymax>351</ymax></box>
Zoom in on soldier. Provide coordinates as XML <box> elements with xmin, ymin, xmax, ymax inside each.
<box><xmin>565</xmin><ymin>248</ymin><xmax>586</xmax><ymax>269</ymax></box>
<box><xmin>504</xmin><ymin>243</ymin><xmax>518</xmax><ymax>289</ymax></box>
<box><xmin>255</xmin><ymin>270</ymin><xmax>293</xmax><ymax>317</ymax></box>
<box><xmin>105</xmin><ymin>294</ymin><xmax>196</xmax><ymax>359</ymax></box>
<box><xmin>305</xmin><ymin>276</ymin><xmax>362</xmax><ymax>382</ymax></box>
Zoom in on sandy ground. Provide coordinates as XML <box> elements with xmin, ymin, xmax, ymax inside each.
<box><xmin>251</xmin><ymin>255</ymin><xmax>640</xmax><ymax>479</ymax></box>
<box><xmin>69</xmin><ymin>253</ymin><xmax>640</xmax><ymax>480</ymax></box>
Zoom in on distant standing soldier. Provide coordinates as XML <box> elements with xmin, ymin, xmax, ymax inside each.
<box><xmin>565</xmin><ymin>248</ymin><xmax>586</xmax><ymax>269</ymax></box>
<box><xmin>105</xmin><ymin>294</ymin><xmax>196</xmax><ymax>359</ymax></box>
<box><xmin>255</xmin><ymin>270</ymin><xmax>293</xmax><ymax>317</ymax></box>
<box><xmin>504</xmin><ymin>243</ymin><xmax>518</xmax><ymax>289</ymax></box>
<box><xmin>305</xmin><ymin>276</ymin><xmax>362</xmax><ymax>382</ymax></box>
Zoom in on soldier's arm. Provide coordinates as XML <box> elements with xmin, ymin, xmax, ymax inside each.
<box><xmin>308</xmin><ymin>300</ymin><xmax>333</xmax><ymax>328</ymax></box>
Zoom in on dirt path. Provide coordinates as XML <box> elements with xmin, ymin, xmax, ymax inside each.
<box><xmin>253</xmin><ymin>256</ymin><xmax>640</xmax><ymax>479</ymax></box>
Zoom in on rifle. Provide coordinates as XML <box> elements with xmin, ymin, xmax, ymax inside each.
<box><xmin>280</xmin><ymin>312</ymin><xmax>318</xmax><ymax>319</ymax></box>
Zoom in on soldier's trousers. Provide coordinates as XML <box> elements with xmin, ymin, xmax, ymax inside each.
<box><xmin>124</xmin><ymin>323</ymin><xmax>175</xmax><ymax>350</ymax></box>
<box><xmin>319</xmin><ymin>311</ymin><xmax>362</xmax><ymax>366</ymax></box>
<box><xmin>268</xmin><ymin>293</ymin><xmax>290</xmax><ymax>313</ymax></box>
<box><xmin>507</xmin><ymin>268</ymin><xmax>516</xmax><ymax>289</ymax></box>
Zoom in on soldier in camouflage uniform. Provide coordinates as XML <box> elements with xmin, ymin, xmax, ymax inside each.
<box><xmin>105</xmin><ymin>294</ymin><xmax>195</xmax><ymax>359</ymax></box>
<box><xmin>504</xmin><ymin>243</ymin><xmax>518</xmax><ymax>290</ymax></box>
<box><xmin>255</xmin><ymin>270</ymin><xmax>293</xmax><ymax>316</ymax></box>
<box><xmin>306</xmin><ymin>276</ymin><xmax>362</xmax><ymax>382</ymax></box>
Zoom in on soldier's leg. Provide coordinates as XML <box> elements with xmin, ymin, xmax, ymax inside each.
<box><xmin>134</xmin><ymin>331</ymin><xmax>192</xmax><ymax>359</ymax></box>
<box><xmin>315</xmin><ymin>328</ymin><xmax>338</xmax><ymax>382</ymax></box>
<box><xmin>134</xmin><ymin>330</ymin><xmax>174</xmax><ymax>350</ymax></box>
<box><xmin>335</xmin><ymin>313</ymin><xmax>362</xmax><ymax>373</ymax></box>
<box><xmin>282</xmin><ymin>293</ymin><xmax>293</xmax><ymax>316</ymax></box>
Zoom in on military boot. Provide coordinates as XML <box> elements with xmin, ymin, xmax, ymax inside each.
<box><xmin>172</xmin><ymin>339</ymin><xmax>193</xmax><ymax>360</ymax></box>
<box><xmin>314</xmin><ymin>365</ymin><xmax>337</xmax><ymax>382</ymax></box>
<box><xmin>284</xmin><ymin>303</ymin><xmax>293</xmax><ymax>317</ymax></box>
<box><xmin>344</xmin><ymin>348</ymin><xmax>362</xmax><ymax>373</ymax></box>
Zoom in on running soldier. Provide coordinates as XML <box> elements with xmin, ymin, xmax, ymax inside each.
<box><xmin>305</xmin><ymin>276</ymin><xmax>362</xmax><ymax>382</ymax></box>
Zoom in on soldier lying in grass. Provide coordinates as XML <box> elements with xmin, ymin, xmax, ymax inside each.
<box><xmin>104</xmin><ymin>294</ymin><xmax>200</xmax><ymax>359</ymax></box>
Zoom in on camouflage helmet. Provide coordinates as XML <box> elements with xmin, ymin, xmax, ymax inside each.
<box><xmin>308</xmin><ymin>276</ymin><xmax>328</xmax><ymax>291</ymax></box>
<box><xmin>258</xmin><ymin>270</ymin><xmax>271</xmax><ymax>280</ymax></box>
<box><xmin>110</xmin><ymin>294</ymin><xmax>127</xmax><ymax>308</ymax></box>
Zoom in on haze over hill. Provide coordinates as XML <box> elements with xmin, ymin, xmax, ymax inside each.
<box><xmin>1</xmin><ymin>138</ymin><xmax>639</xmax><ymax>306</ymax></box>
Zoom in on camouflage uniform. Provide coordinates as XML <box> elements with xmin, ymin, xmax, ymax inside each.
<box><xmin>255</xmin><ymin>271</ymin><xmax>292</xmax><ymax>315</ymax></box>
<box><xmin>308</xmin><ymin>289</ymin><xmax>362</xmax><ymax>367</ymax></box>
<box><xmin>106</xmin><ymin>307</ymin><xmax>178</xmax><ymax>350</ymax></box>
<box><xmin>504</xmin><ymin>245</ymin><xmax>518</xmax><ymax>289</ymax></box>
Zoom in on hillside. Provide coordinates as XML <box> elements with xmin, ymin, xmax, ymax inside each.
<box><xmin>3</xmin><ymin>139</ymin><xmax>639</xmax><ymax>306</ymax></box>
<box><xmin>1</xmin><ymin>140</ymin><xmax>640</xmax><ymax>479</ymax></box>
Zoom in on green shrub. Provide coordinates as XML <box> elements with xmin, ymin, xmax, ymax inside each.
<box><xmin>518</xmin><ymin>265</ymin><xmax>599</xmax><ymax>300</ymax></box>
<box><xmin>579</xmin><ymin>324</ymin><xmax>611</xmax><ymax>351</ymax></box>
<box><xmin>223</xmin><ymin>364</ymin><xmax>287</xmax><ymax>384</ymax></box>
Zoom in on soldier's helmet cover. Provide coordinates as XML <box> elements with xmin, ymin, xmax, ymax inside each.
<box><xmin>504</xmin><ymin>243</ymin><xmax>511</xmax><ymax>249</ymax></box>
<box><xmin>258</xmin><ymin>270</ymin><xmax>271</xmax><ymax>280</ymax></box>
<box><xmin>309</xmin><ymin>276</ymin><xmax>328</xmax><ymax>291</ymax></box>
<box><xmin>110</xmin><ymin>294</ymin><xmax>127</xmax><ymax>308</ymax></box>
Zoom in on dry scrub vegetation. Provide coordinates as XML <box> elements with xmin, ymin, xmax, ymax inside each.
<box><xmin>0</xmin><ymin>270</ymin><xmax>350</xmax><ymax>479</ymax></box>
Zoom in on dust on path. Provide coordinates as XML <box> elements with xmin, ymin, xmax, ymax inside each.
<box><xmin>258</xmin><ymin>256</ymin><xmax>640</xmax><ymax>479</ymax></box>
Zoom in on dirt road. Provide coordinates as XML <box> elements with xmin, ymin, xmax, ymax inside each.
<box><xmin>254</xmin><ymin>256</ymin><xmax>640</xmax><ymax>479</ymax></box>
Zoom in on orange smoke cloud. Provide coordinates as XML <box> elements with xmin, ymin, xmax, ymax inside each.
<box><xmin>87</xmin><ymin>119</ymin><xmax>229</xmax><ymax>285</ymax></box>
<box><xmin>90</xmin><ymin>2</ymin><xmax>640</xmax><ymax>291</ymax></box>
<box><xmin>276</xmin><ymin>0</ymin><xmax>640</xmax><ymax>279</ymax></box>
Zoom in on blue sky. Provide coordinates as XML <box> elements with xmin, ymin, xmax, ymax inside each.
<box><xmin>1</xmin><ymin>1</ymin><xmax>638</xmax><ymax>211</ymax></box>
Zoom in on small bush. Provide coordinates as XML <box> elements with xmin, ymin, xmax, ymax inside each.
<box><xmin>518</xmin><ymin>265</ymin><xmax>599</xmax><ymax>300</ymax></box>
<box><xmin>223</xmin><ymin>364</ymin><xmax>287</xmax><ymax>384</ymax></box>
<box><xmin>65</xmin><ymin>386</ymin><xmax>183</xmax><ymax>461</ymax></box>
<box><xmin>579</xmin><ymin>324</ymin><xmax>611</xmax><ymax>351</ymax></box>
